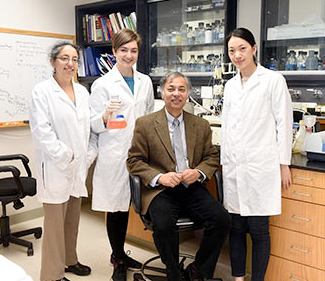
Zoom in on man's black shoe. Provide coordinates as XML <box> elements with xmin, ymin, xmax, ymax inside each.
<box><xmin>185</xmin><ymin>263</ymin><xmax>205</xmax><ymax>281</ymax></box>
<box><xmin>65</xmin><ymin>262</ymin><xmax>91</xmax><ymax>276</ymax></box>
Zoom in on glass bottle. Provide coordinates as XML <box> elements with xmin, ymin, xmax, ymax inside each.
<box><xmin>187</xmin><ymin>26</ymin><xmax>195</xmax><ymax>45</ymax></box>
<box><xmin>297</xmin><ymin>51</ymin><xmax>306</xmax><ymax>70</ymax></box>
<box><xmin>285</xmin><ymin>50</ymin><xmax>297</xmax><ymax>71</ymax></box>
<box><xmin>213</xmin><ymin>20</ymin><xmax>220</xmax><ymax>43</ymax></box>
<box><xmin>268</xmin><ymin>56</ymin><xmax>278</xmax><ymax>70</ymax></box>
<box><xmin>194</xmin><ymin>27</ymin><xmax>199</xmax><ymax>44</ymax></box>
<box><xmin>196</xmin><ymin>55</ymin><xmax>205</xmax><ymax>72</ymax></box>
<box><xmin>187</xmin><ymin>55</ymin><xmax>197</xmax><ymax>72</ymax></box>
<box><xmin>197</xmin><ymin>22</ymin><xmax>205</xmax><ymax>44</ymax></box>
<box><xmin>306</xmin><ymin>50</ymin><xmax>317</xmax><ymax>70</ymax></box>
<box><xmin>219</xmin><ymin>19</ymin><xmax>225</xmax><ymax>42</ymax></box>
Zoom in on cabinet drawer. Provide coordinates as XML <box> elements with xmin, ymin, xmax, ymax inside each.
<box><xmin>283</xmin><ymin>184</ymin><xmax>325</xmax><ymax>206</ymax></box>
<box><xmin>291</xmin><ymin>168</ymin><xmax>325</xmax><ymax>189</ymax></box>
<box><xmin>265</xmin><ymin>255</ymin><xmax>325</xmax><ymax>281</ymax></box>
<box><xmin>270</xmin><ymin>198</ymin><xmax>325</xmax><ymax>238</ymax></box>
<box><xmin>270</xmin><ymin>226</ymin><xmax>325</xmax><ymax>270</ymax></box>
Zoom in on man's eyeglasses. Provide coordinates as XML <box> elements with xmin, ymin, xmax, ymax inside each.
<box><xmin>57</xmin><ymin>57</ymin><xmax>79</xmax><ymax>64</ymax></box>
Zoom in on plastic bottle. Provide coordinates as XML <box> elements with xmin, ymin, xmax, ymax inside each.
<box><xmin>315</xmin><ymin>51</ymin><xmax>323</xmax><ymax>70</ymax></box>
<box><xmin>194</xmin><ymin>27</ymin><xmax>199</xmax><ymax>44</ymax></box>
<box><xmin>205</xmin><ymin>24</ymin><xmax>213</xmax><ymax>44</ymax></box>
<box><xmin>162</xmin><ymin>28</ymin><xmax>170</xmax><ymax>46</ymax></box>
<box><xmin>306</xmin><ymin>50</ymin><xmax>317</xmax><ymax>70</ymax></box>
<box><xmin>297</xmin><ymin>51</ymin><xmax>306</xmax><ymax>70</ymax></box>
<box><xmin>292</xmin><ymin>120</ymin><xmax>306</xmax><ymax>155</ymax></box>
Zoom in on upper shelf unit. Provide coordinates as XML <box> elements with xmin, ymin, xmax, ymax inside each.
<box><xmin>147</xmin><ymin>0</ymin><xmax>236</xmax><ymax>78</ymax></box>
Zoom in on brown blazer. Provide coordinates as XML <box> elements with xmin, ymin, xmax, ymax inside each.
<box><xmin>127</xmin><ymin>108</ymin><xmax>219</xmax><ymax>214</ymax></box>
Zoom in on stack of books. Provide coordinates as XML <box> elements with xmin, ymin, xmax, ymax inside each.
<box><xmin>82</xmin><ymin>12</ymin><xmax>137</xmax><ymax>43</ymax></box>
<box><xmin>78</xmin><ymin>47</ymin><xmax>117</xmax><ymax>77</ymax></box>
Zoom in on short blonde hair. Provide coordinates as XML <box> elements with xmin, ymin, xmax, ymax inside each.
<box><xmin>112</xmin><ymin>29</ymin><xmax>142</xmax><ymax>51</ymax></box>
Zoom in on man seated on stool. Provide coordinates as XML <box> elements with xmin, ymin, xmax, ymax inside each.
<box><xmin>127</xmin><ymin>71</ymin><xmax>230</xmax><ymax>281</ymax></box>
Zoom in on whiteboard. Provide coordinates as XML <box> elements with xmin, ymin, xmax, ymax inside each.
<box><xmin>0</xmin><ymin>29</ymin><xmax>74</xmax><ymax>123</ymax></box>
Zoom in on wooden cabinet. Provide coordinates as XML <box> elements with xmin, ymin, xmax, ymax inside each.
<box><xmin>265</xmin><ymin>167</ymin><xmax>325</xmax><ymax>280</ymax></box>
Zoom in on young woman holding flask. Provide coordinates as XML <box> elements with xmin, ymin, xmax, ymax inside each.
<box><xmin>221</xmin><ymin>28</ymin><xmax>293</xmax><ymax>281</ymax></box>
<box><xmin>89</xmin><ymin>29</ymin><xmax>154</xmax><ymax>281</ymax></box>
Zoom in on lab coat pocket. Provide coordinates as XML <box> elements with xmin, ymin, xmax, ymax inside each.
<box><xmin>44</xmin><ymin>161</ymin><xmax>70</xmax><ymax>196</ymax></box>
<box><xmin>245</xmin><ymin>146</ymin><xmax>278</xmax><ymax>187</ymax></box>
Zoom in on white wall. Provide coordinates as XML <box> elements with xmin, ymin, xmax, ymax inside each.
<box><xmin>0</xmin><ymin>0</ymin><xmax>103</xmax><ymax>217</ymax></box>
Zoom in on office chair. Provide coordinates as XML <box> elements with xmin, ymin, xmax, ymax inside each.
<box><xmin>130</xmin><ymin>171</ymin><xmax>223</xmax><ymax>281</ymax></box>
<box><xmin>0</xmin><ymin>154</ymin><xmax>42</xmax><ymax>256</ymax></box>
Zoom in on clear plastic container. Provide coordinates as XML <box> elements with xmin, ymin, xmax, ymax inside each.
<box><xmin>306</xmin><ymin>50</ymin><xmax>317</xmax><ymax>70</ymax></box>
<box><xmin>108</xmin><ymin>114</ymin><xmax>127</xmax><ymax>129</ymax></box>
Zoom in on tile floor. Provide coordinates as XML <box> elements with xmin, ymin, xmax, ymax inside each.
<box><xmin>0</xmin><ymin>200</ymin><xmax>235</xmax><ymax>281</ymax></box>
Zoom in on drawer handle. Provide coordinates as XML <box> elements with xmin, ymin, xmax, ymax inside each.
<box><xmin>292</xmin><ymin>215</ymin><xmax>311</xmax><ymax>222</ymax></box>
<box><xmin>294</xmin><ymin>175</ymin><xmax>313</xmax><ymax>182</ymax></box>
<box><xmin>289</xmin><ymin>277</ymin><xmax>301</xmax><ymax>281</ymax></box>
<box><xmin>291</xmin><ymin>245</ymin><xmax>309</xmax><ymax>253</ymax></box>
<box><xmin>293</xmin><ymin>191</ymin><xmax>312</xmax><ymax>197</ymax></box>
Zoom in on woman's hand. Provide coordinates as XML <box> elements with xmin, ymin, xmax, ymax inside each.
<box><xmin>102</xmin><ymin>100</ymin><xmax>121</xmax><ymax>122</ymax></box>
<box><xmin>280</xmin><ymin>164</ymin><xmax>292</xmax><ymax>190</ymax></box>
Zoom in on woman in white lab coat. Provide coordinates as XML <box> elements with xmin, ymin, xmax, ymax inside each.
<box><xmin>221</xmin><ymin>28</ymin><xmax>293</xmax><ymax>281</ymax></box>
<box><xmin>89</xmin><ymin>29</ymin><xmax>154</xmax><ymax>281</ymax></box>
<box><xmin>30</xmin><ymin>42</ymin><xmax>91</xmax><ymax>281</ymax></box>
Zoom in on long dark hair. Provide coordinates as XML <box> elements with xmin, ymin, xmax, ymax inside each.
<box><xmin>226</xmin><ymin>28</ymin><xmax>257</xmax><ymax>62</ymax></box>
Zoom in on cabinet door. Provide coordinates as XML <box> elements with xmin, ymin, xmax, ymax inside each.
<box><xmin>265</xmin><ymin>255</ymin><xmax>325</xmax><ymax>281</ymax></box>
<box><xmin>270</xmin><ymin>226</ymin><xmax>325</xmax><ymax>270</ymax></box>
<box><xmin>147</xmin><ymin>0</ymin><xmax>236</xmax><ymax>78</ymax></box>
<box><xmin>270</xmin><ymin>198</ymin><xmax>325</xmax><ymax>238</ymax></box>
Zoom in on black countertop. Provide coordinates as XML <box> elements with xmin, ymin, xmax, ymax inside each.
<box><xmin>291</xmin><ymin>153</ymin><xmax>325</xmax><ymax>173</ymax></box>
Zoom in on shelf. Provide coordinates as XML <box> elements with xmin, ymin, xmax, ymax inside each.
<box><xmin>156</xmin><ymin>42</ymin><xmax>224</xmax><ymax>49</ymax></box>
<box><xmin>185</xmin><ymin>5</ymin><xmax>225</xmax><ymax>14</ymax></box>
<box><xmin>265</xmin><ymin>37</ymin><xmax>325</xmax><ymax>48</ymax></box>
<box><xmin>82</xmin><ymin>41</ymin><xmax>112</xmax><ymax>48</ymax></box>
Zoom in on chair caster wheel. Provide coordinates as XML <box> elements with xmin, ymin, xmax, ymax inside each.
<box><xmin>34</xmin><ymin>230</ymin><xmax>42</xmax><ymax>239</ymax></box>
<box><xmin>27</xmin><ymin>248</ymin><xmax>34</xmax><ymax>256</ymax></box>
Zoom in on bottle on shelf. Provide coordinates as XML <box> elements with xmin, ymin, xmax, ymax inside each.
<box><xmin>285</xmin><ymin>50</ymin><xmax>297</xmax><ymax>71</ymax></box>
<box><xmin>196</xmin><ymin>55</ymin><xmax>205</xmax><ymax>72</ymax></box>
<box><xmin>187</xmin><ymin>55</ymin><xmax>197</xmax><ymax>72</ymax></box>
<box><xmin>187</xmin><ymin>26</ymin><xmax>195</xmax><ymax>45</ymax></box>
<box><xmin>180</xmin><ymin>24</ymin><xmax>187</xmax><ymax>45</ymax></box>
<box><xmin>156</xmin><ymin>31</ymin><xmax>162</xmax><ymax>47</ymax></box>
<box><xmin>306</xmin><ymin>50</ymin><xmax>317</xmax><ymax>70</ymax></box>
<box><xmin>205</xmin><ymin>23</ymin><xmax>213</xmax><ymax>44</ymax></box>
<box><xmin>197</xmin><ymin>22</ymin><xmax>205</xmax><ymax>44</ymax></box>
<box><xmin>194</xmin><ymin>27</ymin><xmax>199</xmax><ymax>44</ymax></box>
<box><xmin>219</xmin><ymin>19</ymin><xmax>225</xmax><ymax>42</ymax></box>
<box><xmin>297</xmin><ymin>51</ymin><xmax>306</xmax><ymax>70</ymax></box>
<box><xmin>315</xmin><ymin>51</ymin><xmax>323</xmax><ymax>70</ymax></box>
<box><xmin>268</xmin><ymin>56</ymin><xmax>278</xmax><ymax>70</ymax></box>
<box><xmin>213</xmin><ymin>20</ymin><xmax>220</xmax><ymax>43</ymax></box>
<box><xmin>162</xmin><ymin>28</ymin><xmax>170</xmax><ymax>46</ymax></box>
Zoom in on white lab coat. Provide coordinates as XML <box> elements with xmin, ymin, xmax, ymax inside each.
<box><xmin>90</xmin><ymin>65</ymin><xmax>154</xmax><ymax>212</ymax></box>
<box><xmin>221</xmin><ymin>64</ymin><xmax>292</xmax><ymax>216</ymax></box>
<box><xmin>30</xmin><ymin>77</ymin><xmax>90</xmax><ymax>204</ymax></box>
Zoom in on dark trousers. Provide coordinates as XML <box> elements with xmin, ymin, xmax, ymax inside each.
<box><xmin>148</xmin><ymin>183</ymin><xmax>230</xmax><ymax>281</ymax></box>
<box><xmin>106</xmin><ymin>211</ymin><xmax>129</xmax><ymax>261</ymax></box>
<box><xmin>229</xmin><ymin>214</ymin><xmax>270</xmax><ymax>281</ymax></box>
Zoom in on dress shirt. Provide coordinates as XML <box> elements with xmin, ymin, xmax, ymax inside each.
<box><xmin>149</xmin><ymin>109</ymin><xmax>206</xmax><ymax>187</ymax></box>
